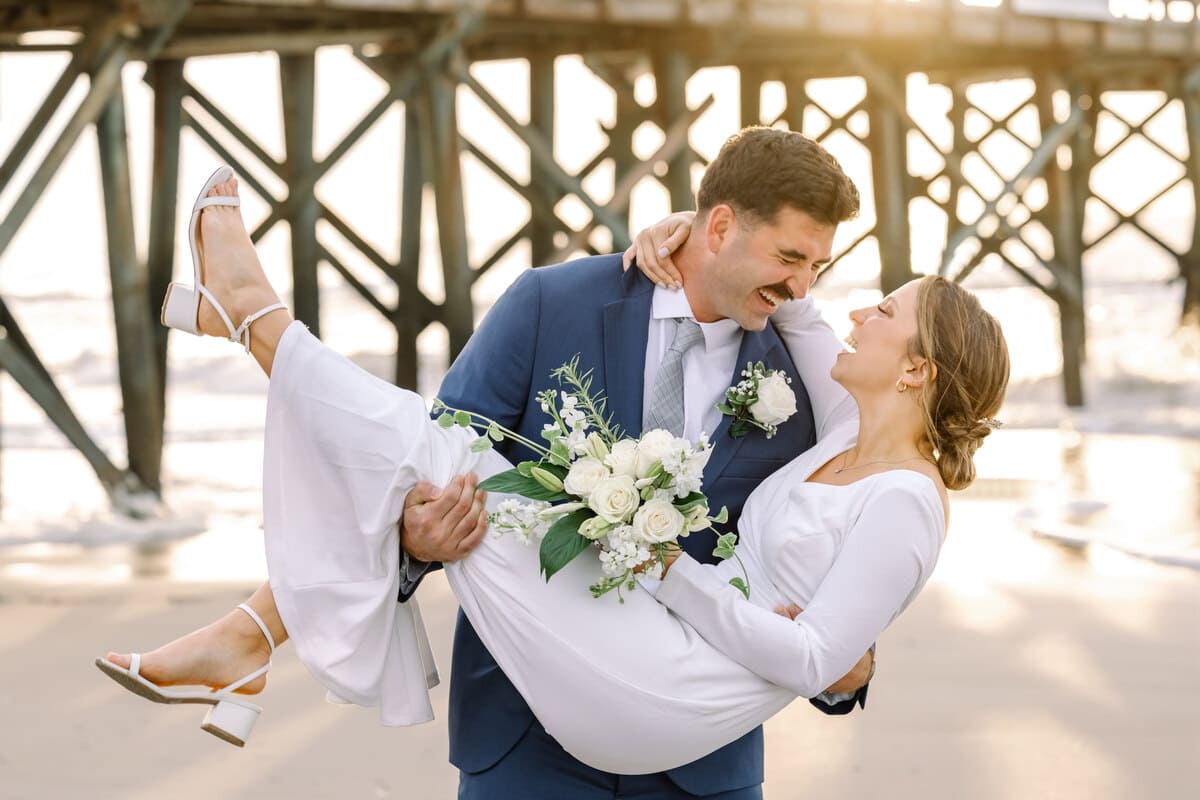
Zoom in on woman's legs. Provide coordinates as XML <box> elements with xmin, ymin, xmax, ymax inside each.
<box><xmin>190</xmin><ymin>175</ymin><xmax>292</xmax><ymax>376</ymax></box>
<box><xmin>104</xmin><ymin>583</ymin><xmax>286</xmax><ymax>694</ymax></box>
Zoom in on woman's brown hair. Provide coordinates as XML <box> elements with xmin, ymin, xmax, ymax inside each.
<box><xmin>912</xmin><ymin>276</ymin><xmax>1010</xmax><ymax>490</ymax></box>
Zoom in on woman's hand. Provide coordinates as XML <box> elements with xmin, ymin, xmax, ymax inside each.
<box><xmin>774</xmin><ymin>604</ymin><xmax>876</xmax><ymax>695</ymax></box>
<box><xmin>621</xmin><ymin>211</ymin><xmax>696</xmax><ymax>289</ymax></box>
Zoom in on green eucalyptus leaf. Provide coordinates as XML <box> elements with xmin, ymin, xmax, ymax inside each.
<box><xmin>487</xmin><ymin>423</ymin><xmax>505</xmax><ymax>441</ymax></box>
<box><xmin>469</xmin><ymin>437</ymin><xmax>493</xmax><ymax>453</ymax></box>
<box><xmin>453</xmin><ymin>410</ymin><xmax>472</xmax><ymax>427</ymax></box>
<box><xmin>539</xmin><ymin>509</ymin><xmax>593</xmax><ymax>580</ymax></box>
<box><xmin>517</xmin><ymin>461</ymin><xmax>536</xmax><ymax>477</ymax></box>
<box><xmin>437</xmin><ymin>413</ymin><xmax>456</xmax><ymax>429</ymax></box>
<box><xmin>728</xmin><ymin>577</ymin><xmax>750</xmax><ymax>600</ymax></box>
<box><xmin>712</xmin><ymin>506</ymin><xmax>729</xmax><ymax>525</ymax></box>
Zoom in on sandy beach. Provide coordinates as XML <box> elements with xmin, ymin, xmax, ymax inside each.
<box><xmin>1</xmin><ymin>488</ymin><xmax>1195</xmax><ymax>800</ymax></box>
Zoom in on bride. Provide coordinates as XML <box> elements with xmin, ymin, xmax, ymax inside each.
<box><xmin>97</xmin><ymin>168</ymin><xmax>1008</xmax><ymax>774</ymax></box>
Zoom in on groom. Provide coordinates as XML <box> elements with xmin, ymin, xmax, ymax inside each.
<box><xmin>400</xmin><ymin>126</ymin><xmax>868</xmax><ymax>799</ymax></box>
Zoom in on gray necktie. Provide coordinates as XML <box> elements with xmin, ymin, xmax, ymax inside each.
<box><xmin>644</xmin><ymin>317</ymin><xmax>705</xmax><ymax>436</ymax></box>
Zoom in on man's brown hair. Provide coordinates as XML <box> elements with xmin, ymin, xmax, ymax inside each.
<box><xmin>696</xmin><ymin>126</ymin><xmax>860</xmax><ymax>226</ymax></box>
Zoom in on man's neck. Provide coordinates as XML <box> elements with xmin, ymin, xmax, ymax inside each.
<box><xmin>672</xmin><ymin>239</ymin><xmax>721</xmax><ymax>323</ymax></box>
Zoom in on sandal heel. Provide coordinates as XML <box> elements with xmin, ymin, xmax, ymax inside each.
<box><xmin>161</xmin><ymin>282</ymin><xmax>199</xmax><ymax>333</ymax></box>
<box><xmin>201</xmin><ymin>699</ymin><xmax>260</xmax><ymax>748</ymax></box>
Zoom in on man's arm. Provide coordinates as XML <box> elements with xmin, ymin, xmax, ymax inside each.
<box><xmin>398</xmin><ymin>269</ymin><xmax>544</xmax><ymax>600</ymax></box>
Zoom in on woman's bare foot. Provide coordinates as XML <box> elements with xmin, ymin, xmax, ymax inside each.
<box><xmin>193</xmin><ymin>177</ymin><xmax>286</xmax><ymax>340</ymax></box>
<box><xmin>104</xmin><ymin>607</ymin><xmax>274</xmax><ymax>695</ymax></box>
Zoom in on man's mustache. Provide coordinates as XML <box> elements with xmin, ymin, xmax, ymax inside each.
<box><xmin>762</xmin><ymin>283</ymin><xmax>793</xmax><ymax>302</ymax></box>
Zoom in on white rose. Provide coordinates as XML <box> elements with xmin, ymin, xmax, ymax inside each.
<box><xmin>562</xmin><ymin>458</ymin><xmax>609</xmax><ymax>498</ymax></box>
<box><xmin>631</xmin><ymin>498</ymin><xmax>686</xmax><ymax>544</ymax></box>
<box><xmin>749</xmin><ymin>373</ymin><xmax>797</xmax><ymax>426</ymax></box>
<box><xmin>605</xmin><ymin>439</ymin><xmax>638</xmax><ymax>477</ymax></box>
<box><xmin>636</xmin><ymin>429</ymin><xmax>675</xmax><ymax>478</ymax></box>
<box><xmin>587</xmin><ymin>475</ymin><xmax>640</xmax><ymax>524</ymax></box>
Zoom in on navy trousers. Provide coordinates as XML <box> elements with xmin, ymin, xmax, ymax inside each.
<box><xmin>458</xmin><ymin>719</ymin><xmax>763</xmax><ymax>800</ymax></box>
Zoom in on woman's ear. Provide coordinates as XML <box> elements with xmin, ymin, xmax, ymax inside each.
<box><xmin>900</xmin><ymin>356</ymin><xmax>935</xmax><ymax>391</ymax></box>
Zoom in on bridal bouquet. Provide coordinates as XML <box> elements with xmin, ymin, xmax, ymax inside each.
<box><xmin>433</xmin><ymin>358</ymin><xmax>749</xmax><ymax>601</ymax></box>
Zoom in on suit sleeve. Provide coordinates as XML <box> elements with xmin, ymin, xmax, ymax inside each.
<box><xmin>397</xmin><ymin>269</ymin><xmax>543</xmax><ymax>601</ymax></box>
<box><xmin>655</xmin><ymin>483</ymin><xmax>942</xmax><ymax>698</ymax></box>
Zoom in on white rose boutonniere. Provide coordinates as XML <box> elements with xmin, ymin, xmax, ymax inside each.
<box><xmin>717</xmin><ymin>362</ymin><xmax>797</xmax><ymax>439</ymax></box>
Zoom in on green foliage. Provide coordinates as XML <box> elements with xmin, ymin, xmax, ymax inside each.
<box><xmin>479</xmin><ymin>468</ymin><xmax>568</xmax><ymax>502</ymax></box>
<box><xmin>539</xmin><ymin>509</ymin><xmax>594</xmax><ymax>579</ymax></box>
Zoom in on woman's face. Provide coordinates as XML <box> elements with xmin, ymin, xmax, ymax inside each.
<box><xmin>831</xmin><ymin>278</ymin><xmax>924</xmax><ymax>393</ymax></box>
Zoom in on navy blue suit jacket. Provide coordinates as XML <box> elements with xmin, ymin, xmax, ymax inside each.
<box><xmin>427</xmin><ymin>255</ymin><xmax>833</xmax><ymax>794</ymax></box>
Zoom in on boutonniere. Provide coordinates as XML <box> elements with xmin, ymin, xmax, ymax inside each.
<box><xmin>717</xmin><ymin>362</ymin><xmax>797</xmax><ymax>439</ymax></box>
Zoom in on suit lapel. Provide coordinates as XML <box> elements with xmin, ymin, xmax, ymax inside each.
<box><xmin>704</xmin><ymin>324</ymin><xmax>785</xmax><ymax>480</ymax></box>
<box><xmin>602</xmin><ymin>270</ymin><xmax>654</xmax><ymax>439</ymax></box>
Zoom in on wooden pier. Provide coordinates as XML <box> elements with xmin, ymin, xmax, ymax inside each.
<box><xmin>0</xmin><ymin>0</ymin><xmax>1198</xmax><ymax>507</ymax></box>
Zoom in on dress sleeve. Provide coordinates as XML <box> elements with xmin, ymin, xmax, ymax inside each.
<box><xmin>769</xmin><ymin>298</ymin><xmax>857</xmax><ymax>439</ymax></box>
<box><xmin>655</xmin><ymin>479</ymin><xmax>943</xmax><ymax>697</ymax></box>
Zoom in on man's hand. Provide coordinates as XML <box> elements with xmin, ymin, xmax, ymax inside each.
<box><xmin>774</xmin><ymin>604</ymin><xmax>875</xmax><ymax>695</ymax></box>
<box><xmin>400</xmin><ymin>473</ymin><xmax>489</xmax><ymax>563</ymax></box>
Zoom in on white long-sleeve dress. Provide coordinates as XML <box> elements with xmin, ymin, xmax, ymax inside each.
<box><xmin>261</xmin><ymin>300</ymin><xmax>945</xmax><ymax>775</ymax></box>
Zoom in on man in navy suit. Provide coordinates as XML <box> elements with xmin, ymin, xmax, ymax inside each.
<box><xmin>398</xmin><ymin>126</ymin><xmax>872</xmax><ymax>799</ymax></box>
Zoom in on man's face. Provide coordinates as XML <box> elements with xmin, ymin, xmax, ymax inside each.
<box><xmin>692</xmin><ymin>205</ymin><xmax>836</xmax><ymax>330</ymax></box>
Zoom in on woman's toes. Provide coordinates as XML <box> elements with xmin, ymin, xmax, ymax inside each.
<box><xmin>106</xmin><ymin>652</ymin><xmax>131</xmax><ymax>669</ymax></box>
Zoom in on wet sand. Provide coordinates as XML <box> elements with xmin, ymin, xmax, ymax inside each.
<box><xmin>2</xmin><ymin>496</ymin><xmax>1196</xmax><ymax>800</ymax></box>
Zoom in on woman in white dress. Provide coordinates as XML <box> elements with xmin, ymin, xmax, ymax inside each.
<box><xmin>98</xmin><ymin>171</ymin><xmax>1009</xmax><ymax>772</ymax></box>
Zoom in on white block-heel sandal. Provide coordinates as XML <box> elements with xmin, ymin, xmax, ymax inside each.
<box><xmin>95</xmin><ymin>603</ymin><xmax>277</xmax><ymax>748</ymax></box>
<box><xmin>160</xmin><ymin>165</ymin><xmax>286</xmax><ymax>351</ymax></box>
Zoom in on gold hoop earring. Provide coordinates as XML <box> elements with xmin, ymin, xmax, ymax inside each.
<box><xmin>896</xmin><ymin>379</ymin><xmax>908</xmax><ymax>393</ymax></box>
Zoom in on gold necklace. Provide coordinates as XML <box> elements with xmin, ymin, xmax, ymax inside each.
<box><xmin>833</xmin><ymin>451</ymin><xmax>931</xmax><ymax>474</ymax></box>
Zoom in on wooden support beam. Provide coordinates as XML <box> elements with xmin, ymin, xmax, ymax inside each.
<box><xmin>452</xmin><ymin>61</ymin><xmax>631</xmax><ymax>243</ymax></box>
<box><xmin>423</xmin><ymin>65</ymin><xmax>475</xmax><ymax>360</ymax></box>
<box><xmin>865</xmin><ymin>73</ymin><xmax>914</xmax><ymax>294</ymax></box>
<box><xmin>279</xmin><ymin>52</ymin><xmax>321</xmax><ymax>335</ymax></box>
<box><xmin>529</xmin><ymin>52</ymin><xmax>559</xmax><ymax>267</ymax></box>
<box><xmin>0</xmin><ymin>14</ymin><xmax>119</xmax><ymax>195</ymax></box>
<box><xmin>941</xmin><ymin>103</ymin><xmax>1085</xmax><ymax>274</ymax></box>
<box><xmin>654</xmin><ymin>51</ymin><xmax>694</xmax><ymax>211</ymax></box>
<box><xmin>0</xmin><ymin>2</ymin><xmax>189</xmax><ymax>264</ymax></box>
<box><xmin>97</xmin><ymin>83</ymin><xmax>162</xmax><ymax>493</ymax></box>
<box><xmin>0</xmin><ymin>318</ymin><xmax>125</xmax><ymax>493</ymax></box>
<box><xmin>549</xmin><ymin>93</ymin><xmax>716</xmax><ymax>264</ymax></box>
<box><xmin>1178</xmin><ymin>74</ymin><xmax>1200</xmax><ymax>328</ymax></box>
<box><xmin>782</xmin><ymin>72</ymin><xmax>808</xmax><ymax>132</ymax></box>
<box><xmin>740</xmin><ymin>64</ymin><xmax>763</xmax><ymax>128</ymax></box>
<box><xmin>395</xmin><ymin>104</ymin><xmax>424</xmax><ymax>389</ymax></box>
<box><xmin>146</xmin><ymin>59</ymin><xmax>185</xmax><ymax>428</ymax></box>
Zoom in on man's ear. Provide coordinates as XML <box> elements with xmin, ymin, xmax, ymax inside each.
<box><xmin>704</xmin><ymin>204</ymin><xmax>735</xmax><ymax>253</ymax></box>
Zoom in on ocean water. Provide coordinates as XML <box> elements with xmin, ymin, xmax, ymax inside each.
<box><xmin>0</xmin><ymin>48</ymin><xmax>1195</xmax><ymax>583</ymax></box>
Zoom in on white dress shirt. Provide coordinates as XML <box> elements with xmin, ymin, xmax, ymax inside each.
<box><xmin>642</xmin><ymin>286</ymin><xmax>743</xmax><ymax>439</ymax></box>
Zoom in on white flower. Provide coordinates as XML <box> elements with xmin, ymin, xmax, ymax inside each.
<box><xmin>488</xmin><ymin>498</ymin><xmax>552</xmax><ymax>544</ymax></box>
<box><xmin>605</xmin><ymin>439</ymin><xmax>638</xmax><ymax>478</ymax></box>
<box><xmin>631</xmin><ymin>498</ymin><xmax>686</xmax><ymax>544</ymax></box>
<box><xmin>579</xmin><ymin>515</ymin><xmax>612</xmax><ymax>540</ymax></box>
<box><xmin>636</xmin><ymin>429</ymin><xmax>675</xmax><ymax>478</ymax></box>
<box><xmin>588</xmin><ymin>475</ymin><xmax>640</xmax><ymax>524</ymax></box>
<box><xmin>749</xmin><ymin>372</ymin><xmax>797</xmax><ymax>426</ymax></box>
<box><xmin>562</xmin><ymin>457</ymin><xmax>610</xmax><ymax>498</ymax></box>
<box><xmin>682</xmin><ymin>503</ymin><xmax>711</xmax><ymax>533</ymax></box>
<box><xmin>583</xmin><ymin>432</ymin><xmax>609</xmax><ymax>462</ymax></box>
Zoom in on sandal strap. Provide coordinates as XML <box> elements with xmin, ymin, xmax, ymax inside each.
<box><xmin>196</xmin><ymin>284</ymin><xmax>238</xmax><ymax>340</ymax></box>
<box><xmin>129</xmin><ymin>653</ymin><xmax>141</xmax><ymax>677</ymax></box>
<box><xmin>195</xmin><ymin>195</ymin><xmax>240</xmax><ymax>211</ymax></box>
<box><xmin>220</xmin><ymin>661</ymin><xmax>270</xmax><ymax>695</ymax></box>
<box><xmin>232</xmin><ymin>303</ymin><xmax>288</xmax><ymax>354</ymax></box>
<box><xmin>236</xmin><ymin>603</ymin><xmax>276</xmax><ymax>653</ymax></box>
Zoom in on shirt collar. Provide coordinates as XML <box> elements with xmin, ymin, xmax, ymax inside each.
<box><xmin>651</xmin><ymin>285</ymin><xmax>742</xmax><ymax>353</ymax></box>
